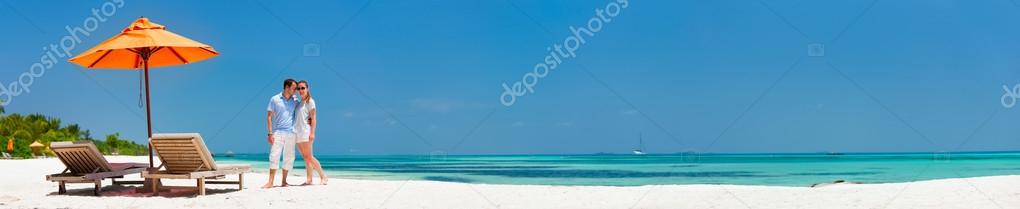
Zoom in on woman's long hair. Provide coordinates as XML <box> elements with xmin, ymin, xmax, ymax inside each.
<box><xmin>298</xmin><ymin>80</ymin><xmax>313</xmax><ymax>103</ymax></box>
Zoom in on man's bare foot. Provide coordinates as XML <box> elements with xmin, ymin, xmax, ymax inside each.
<box><xmin>300</xmin><ymin>181</ymin><xmax>314</xmax><ymax>186</ymax></box>
<box><xmin>321</xmin><ymin>178</ymin><xmax>328</xmax><ymax>185</ymax></box>
<box><xmin>281</xmin><ymin>182</ymin><xmax>290</xmax><ymax>187</ymax></box>
<box><xmin>261</xmin><ymin>183</ymin><xmax>273</xmax><ymax>189</ymax></box>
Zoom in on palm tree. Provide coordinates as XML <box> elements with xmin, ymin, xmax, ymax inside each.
<box><xmin>81</xmin><ymin>130</ymin><xmax>94</xmax><ymax>141</ymax></box>
<box><xmin>63</xmin><ymin>124</ymin><xmax>82</xmax><ymax>141</ymax></box>
<box><xmin>0</xmin><ymin>114</ymin><xmax>25</xmax><ymax>136</ymax></box>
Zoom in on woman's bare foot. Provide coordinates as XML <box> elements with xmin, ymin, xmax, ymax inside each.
<box><xmin>281</xmin><ymin>182</ymin><xmax>290</xmax><ymax>187</ymax></box>
<box><xmin>261</xmin><ymin>183</ymin><xmax>274</xmax><ymax>189</ymax></box>
<box><xmin>320</xmin><ymin>177</ymin><xmax>328</xmax><ymax>185</ymax></box>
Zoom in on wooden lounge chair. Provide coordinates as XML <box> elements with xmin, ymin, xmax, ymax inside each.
<box><xmin>143</xmin><ymin>133</ymin><xmax>250</xmax><ymax>195</ymax></box>
<box><xmin>47</xmin><ymin>141</ymin><xmax>147</xmax><ymax>195</ymax></box>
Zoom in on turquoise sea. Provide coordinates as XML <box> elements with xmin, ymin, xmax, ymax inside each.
<box><xmin>214</xmin><ymin>152</ymin><xmax>1020</xmax><ymax>187</ymax></box>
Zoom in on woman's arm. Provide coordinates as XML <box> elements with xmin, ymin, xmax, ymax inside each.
<box><xmin>309</xmin><ymin>108</ymin><xmax>317</xmax><ymax>141</ymax></box>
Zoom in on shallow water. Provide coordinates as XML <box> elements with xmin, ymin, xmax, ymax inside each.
<box><xmin>214</xmin><ymin>152</ymin><xmax>1020</xmax><ymax>187</ymax></box>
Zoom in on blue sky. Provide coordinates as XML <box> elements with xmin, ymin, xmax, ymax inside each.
<box><xmin>1</xmin><ymin>0</ymin><xmax>1019</xmax><ymax>155</ymax></box>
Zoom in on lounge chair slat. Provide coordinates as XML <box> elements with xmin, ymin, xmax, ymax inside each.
<box><xmin>74</xmin><ymin>149</ymin><xmax>100</xmax><ymax>173</ymax></box>
<box><xmin>157</xmin><ymin>153</ymin><xmax>200</xmax><ymax>157</ymax></box>
<box><xmin>79</xmin><ymin>150</ymin><xmax>103</xmax><ymax>172</ymax></box>
<box><xmin>67</xmin><ymin>150</ymin><xmax>90</xmax><ymax>174</ymax></box>
<box><xmin>155</xmin><ymin>141</ymin><xmax>196</xmax><ymax>145</ymax></box>
<box><xmin>59</xmin><ymin>151</ymin><xmax>79</xmax><ymax>173</ymax></box>
<box><xmin>55</xmin><ymin>152</ymin><xmax>75</xmax><ymax>173</ymax></box>
<box><xmin>156</xmin><ymin>147</ymin><xmax>203</xmax><ymax>151</ymax></box>
<box><xmin>160</xmin><ymin>157</ymin><xmax>204</xmax><ymax>162</ymax></box>
<box><xmin>166</xmin><ymin>164</ymin><xmax>199</xmax><ymax>169</ymax></box>
<box><xmin>142</xmin><ymin>170</ymin><xmax>191</xmax><ymax>179</ymax></box>
<box><xmin>166</xmin><ymin>163</ymin><xmax>203</xmax><ymax>170</ymax></box>
<box><xmin>160</xmin><ymin>156</ymin><xmax>202</xmax><ymax>161</ymax></box>
<box><xmin>154</xmin><ymin>150</ymin><xmax>200</xmax><ymax>155</ymax></box>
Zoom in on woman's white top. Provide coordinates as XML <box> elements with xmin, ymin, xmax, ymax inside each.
<box><xmin>295</xmin><ymin>98</ymin><xmax>316</xmax><ymax>138</ymax></box>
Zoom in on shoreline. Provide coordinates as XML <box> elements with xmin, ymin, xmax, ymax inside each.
<box><xmin>2</xmin><ymin>156</ymin><xmax>1018</xmax><ymax>209</ymax></box>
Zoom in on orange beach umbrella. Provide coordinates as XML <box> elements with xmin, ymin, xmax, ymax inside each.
<box><xmin>69</xmin><ymin>17</ymin><xmax>219</xmax><ymax>167</ymax></box>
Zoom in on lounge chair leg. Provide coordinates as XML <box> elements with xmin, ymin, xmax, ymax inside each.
<box><xmin>152</xmin><ymin>178</ymin><xmax>159</xmax><ymax>194</ymax></box>
<box><xmin>58</xmin><ymin>181</ymin><xmax>66</xmax><ymax>194</ymax></box>
<box><xmin>197</xmin><ymin>178</ymin><xmax>206</xmax><ymax>195</ymax></box>
<box><xmin>93</xmin><ymin>180</ymin><xmax>101</xmax><ymax>196</ymax></box>
<box><xmin>238</xmin><ymin>174</ymin><xmax>244</xmax><ymax>190</ymax></box>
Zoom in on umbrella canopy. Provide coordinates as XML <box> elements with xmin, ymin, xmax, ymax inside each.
<box><xmin>69</xmin><ymin>17</ymin><xmax>218</xmax><ymax>69</ymax></box>
<box><xmin>68</xmin><ymin>17</ymin><xmax>219</xmax><ymax>168</ymax></box>
<box><xmin>29</xmin><ymin>141</ymin><xmax>43</xmax><ymax>148</ymax></box>
<box><xmin>29</xmin><ymin>141</ymin><xmax>44</xmax><ymax>156</ymax></box>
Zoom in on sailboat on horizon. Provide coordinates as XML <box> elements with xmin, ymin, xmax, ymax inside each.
<box><xmin>632</xmin><ymin>133</ymin><xmax>647</xmax><ymax>155</ymax></box>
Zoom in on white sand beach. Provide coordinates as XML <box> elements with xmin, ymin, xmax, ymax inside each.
<box><xmin>1</xmin><ymin>156</ymin><xmax>1018</xmax><ymax>209</ymax></box>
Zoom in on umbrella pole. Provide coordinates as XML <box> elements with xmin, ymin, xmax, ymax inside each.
<box><xmin>140</xmin><ymin>48</ymin><xmax>161</xmax><ymax>193</ymax></box>
<box><xmin>144</xmin><ymin>58</ymin><xmax>153</xmax><ymax>167</ymax></box>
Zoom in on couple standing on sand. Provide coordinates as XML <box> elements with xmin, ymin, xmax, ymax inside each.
<box><xmin>263</xmin><ymin>78</ymin><xmax>328</xmax><ymax>188</ymax></box>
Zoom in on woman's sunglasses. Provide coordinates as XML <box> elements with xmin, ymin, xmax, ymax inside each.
<box><xmin>296</xmin><ymin>87</ymin><xmax>307</xmax><ymax>90</ymax></box>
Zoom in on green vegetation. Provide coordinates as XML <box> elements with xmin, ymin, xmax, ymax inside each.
<box><xmin>1</xmin><ymin>111</ymin><xmax>147</xmax><ymax>159</ymax></box>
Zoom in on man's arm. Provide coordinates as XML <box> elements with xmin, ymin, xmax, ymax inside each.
<box><xmin>267</xmin><ymin>111</ymin><xmax>274</xmax><ymax>145</ymax></box>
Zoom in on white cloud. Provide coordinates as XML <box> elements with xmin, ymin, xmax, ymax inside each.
<box><xmin>511</xmin><ymin>121</ymin><xmax>525</xmax><ymax>127</ymax></box>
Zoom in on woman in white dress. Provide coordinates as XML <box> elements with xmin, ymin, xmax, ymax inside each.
<box><xmin>296</xmin><ymin>80</ymin><xmax>328</xmax><ymax>185</ymax></box>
